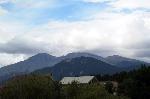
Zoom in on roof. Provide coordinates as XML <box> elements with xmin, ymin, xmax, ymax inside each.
<box><xmin>60</xmin><ymin>76</ymin><xmax>95</xmax><ymax>84</ymax></box>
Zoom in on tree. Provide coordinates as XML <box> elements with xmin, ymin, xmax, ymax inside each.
<box><xmin>118</xmin><ymin>66</ymin><xmax>150</xmax><ymax>99</ymax></box>
<box><xmin>105</xmin><ymin>82</ymin><xmax>113</xmax><ymax>94</ymax></box>
<box><xmin>0</xmin><ymin>75</ymin><xmax>60</xmax><ymax>99</ymax></box>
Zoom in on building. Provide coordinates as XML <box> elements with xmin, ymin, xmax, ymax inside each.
<box><xmin>60</xmin><ymin>76</ymin><xmax>98</xmax><ymax>84</ymax></box>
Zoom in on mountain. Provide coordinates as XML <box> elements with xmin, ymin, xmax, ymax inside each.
<box><xmin>34</xmin><ymin>57</ymin><xmax>121</xmax><ymax>80</ymax></box>
<box><xmin>105</xmin><ymin>55</ymin><xmax>149</xmax><ymax>68</ymax></box>
<box><xmin>0</xmin><ymin>53</ymin><xmax>60</xmax><ymax>83</ymax></box>
<box><xmin>62</xmin><ymin>52</ymin><xmax>107</xmax><ymax>62</ymax></box>
<box><xmin>0</xmin><ymin>52</ymin><xmax>106</xmax><ymax>76</ymax></box>
<box><xmin>0</xmin><ymin>52</ymin><xmax>149</xmax><ymax>83</ymax></box>
<box><xmin>0</xmin><ymin>52</ymin><xmax>106</xmax><ymax>83</ymax></box>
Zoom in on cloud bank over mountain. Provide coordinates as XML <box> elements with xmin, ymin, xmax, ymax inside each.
<box><xmin>0</xmin><ymin>0</ymin><xmax>150</xmax><ymax>66</ymax></box>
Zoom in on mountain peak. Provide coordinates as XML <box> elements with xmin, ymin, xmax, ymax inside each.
<box><xmin>105</xmin><ymin>55</ymin><xmax>148</xmax><ymax>68</ymax></box>
<box><xmin>66</xmin><ymin>52</ymin><xmax>95</xmax><ymax>57</ymax></box>
<box><xmin>29</xmin><ymin>53</ymin><xmax>56</xmax><ymax>60</ymax></box>
<box><xmin>111</xmin><ymin>55</ymin><xmax>121</xmax><ymax>57</ymax></box>
<box><xmin>64</xmin><ymin>52</ymin><xmax>106</xmax><ymax>62</ymax></box>
<box><xmin>63</xmin><ymin>56</ymin><xmax>95</xmax><ymax>62</ymax></box>
<box><xmin>108</xmin><ymin>55</ymin><xmax>125</xmax><ymax>58</ymax></box>
<box><xmin>38</xmin><ymin>56</ymin><xmax>119</xmax><ymax>80</ymax></box>
<box><xmin>106</xmin><ymin>55</ymin><xmax>134</xmax><ymax>62</ymax></box>
<box><xmin>34</xmin><ymin>53</ymin><xmax>55</xmax><ymax>57</ymax></box>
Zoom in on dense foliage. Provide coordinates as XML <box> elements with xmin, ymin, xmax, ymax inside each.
<box><xmin>62</xmin><ymin>81</ymin><xmax>128</xmax><ymax>99</ymax></box>
<box><xmin>96</xmin><ymin>66</ymin><xmax>150</xmax><ymax>99</ymax></box>
<box><xmin>0</xmin><ymin>75</ymin><xmax>128</xmax><ymax>99</ymax></box>
<box><xmin>0</xmin><ymin>74</ymin><xmax>60</xmax><ymax>99</ymax></box>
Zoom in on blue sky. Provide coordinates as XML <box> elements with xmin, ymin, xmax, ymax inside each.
<box><xmin>0</xmin><ymin>0</ymin><xmax>111</xmax><ymax>25</ymax></box>
<box><xmin>0</xmin><ymin>0</ymin><xmax>150</xmax><ymax>66</ymax></box>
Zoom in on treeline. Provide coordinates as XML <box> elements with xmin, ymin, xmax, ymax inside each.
<box><xmin>96</xmin><ymin>65</ymin><xmax>150</xmax><ymax>99</ymax></box>
<box><xmin>0</xmin><ymin>66</ymin><xmax>149</xmax><ymax>99</ymax></box>
<box><xmin>0</xmin><ymin>74</ymin><xmax>128</xmax><ymax>99</ymax></box>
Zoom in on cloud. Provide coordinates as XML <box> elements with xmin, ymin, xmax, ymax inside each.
<box><xmin>27</xmin><ymin>11</ymin><xmax>150</xmax><ymax>59</ymax></box>
<box><xmin>0</xmin><ymin>6</ymin><xmax>8</xmax><ymax>15</ymax></box>
<box><xmin>0</xmin><ymin>0</ymin><xmax>150</xmax><ymax>66</ymax></box>
<box><xmin>11</xmin><ymin>0</ymin><xmax>57</xmax><ymax>9</ymax></box>
<box><xmin>82</xmin><ymin>0</ymin><xmax>107</xmax><ymax>3</ymax></box>
<box><xmin>0</xmin><ymin>53</ymin><xmax>27</xmax><ymax>66</ymax></box>
<box><xmin>0</xmin><ymin>21</ymin><xmax>28</xmax><ymax>43</ymax></box>
<box><xmin>125</xmin><ymin>40</ymin><xmax>150</xmax><ymax>58</ymax></box>
<box><xmin>0</xmin><ymin>38</ymin><xmax>50</xmax><ymax>55</ymax></box>
<box><xmin>110</xmin><ymin>0</ymin><xmax>150</xmax><ymax>9</ymax></box>
<box><xmin>0</xmin><ymin>0</ymin><xmax>9</xmax><ymax>15</ymax></box>
<box><xmin>1</xmin><ymin>11</ymin><xmax>150</xmax><ymax>56</ymax></box>
<box><xmin>0</xmin><ymin>0</ymin><xmax>11</xmax><ymax>4</ymax></box>
<box><xmin>81</xmin><ymin>0</ymin><xmax>117</xmax><ymax>4</ymax></box>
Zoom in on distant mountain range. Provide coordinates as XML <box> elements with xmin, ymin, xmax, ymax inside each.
<box><xmin>0</xmin><ymin>52</ymin><xmax>149</xmax><ymax>83</ymax></box>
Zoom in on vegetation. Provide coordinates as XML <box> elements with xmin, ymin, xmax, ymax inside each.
<box><xmin>62</xmin><ymin>81</ymin><xmax>127</xmax><ymax>99</ymax></box>
<box><xmin>0</xmin><ymin>74</ymin><xmax>60</xmax><ymax>99</ymax></box>
<box><xmin>96</xmin><ymin>65</ymin><xmax>150</xmax><ymax>99</ymax></box>
<box><xmin>0</xmin><ymin>75</ymin><xmax>128</xmax><ymax>99</ymax></box>
<box><xmin>0</xmin><ymin>65</ymin><xmax>149</xmax><ymax>99</ymax></box>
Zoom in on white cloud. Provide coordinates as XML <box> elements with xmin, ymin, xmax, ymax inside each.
<box><xmin>3</xmin><ymin>11</ymin><xmax>150</xmax><ymax>52</ymax></box>
<box><xmin>82</xmin><ymin>0</ymin><xmax>110</xmax><ymax>3</ymax></box>
<box><xmin>111</xmin><ymin>0</ymin><xmax>150</xmax><ymax>9</ymax></box>
<box><xmin>1</xmin><ymin>0</ymin><xmax>150</xmax><ymax>66</ymax></box>
<box><xmin>0</xmin><ymin>0</ymin><xmax>11</xmax><ymax>4</ymax></box>
<box><xmin>1</xmin><ymin>10</ymin><xmax>150</xmax><ymax>65</ymax></box>
<box><xmin>0</xmin><ymin>53</ymin><xmax>27</xmax><ymax>67</ymax></box>
<box><xmin>0</xmin><ymin>6</ymin><xmax>8</xmax><ymax>15</ymax></box>
<box><xmin>12</xmin><ymin>0</ymin><xmax>56</xmax><ymax>9</ymax></box>
<box><xmin>0</xmin><ymin>21</ymin><xmax>28</xmax><ymax>43</ymax></box>
<box><xmin>82</xmin><ymin>0</ymin><xmax>102</xmax><ymax>3</ymax></box>
<box><xmin>0</xmin><ymin>0</ymin><xmax>9</xmax><ymax>16</ymax></box>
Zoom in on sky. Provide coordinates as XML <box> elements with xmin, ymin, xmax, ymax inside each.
<box><xmin>0</xmin><ymin>0</ymin><xmax>150</xmax><ymax>66</ymax></box>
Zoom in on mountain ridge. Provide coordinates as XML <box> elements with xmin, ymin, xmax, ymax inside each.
<box><xmin>105</xmin><ymin>55</ymin><xmax>149</xmax><ymax>68</ymax></box>
<box><xmin>35</xmin><ymin>56</ymin><xmax>121</xmax><ymax>80</ymax></box>
<box><xmin>0</xmin><ymin>52</ymin><xmax>149</xmax><ymax>83</ymax></box>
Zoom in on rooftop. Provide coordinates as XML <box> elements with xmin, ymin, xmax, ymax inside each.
<box><xmin>60</xmin><ymin>76</ymin><xmax>95</xmax><ymax>84</ymax></box>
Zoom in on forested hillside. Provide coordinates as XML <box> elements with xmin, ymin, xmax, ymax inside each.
<box><xmin>96</xmin><ymin>65</ymin><xmax>150</xmax><ymax>99</ymax></box>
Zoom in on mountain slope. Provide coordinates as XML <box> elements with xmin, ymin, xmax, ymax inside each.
<box><xmin>0</xmin><ymin>53</ymin><xmax>59</xmax><ymax>79</ymax></box>
<box><xmin>105</xmin><ymin>55</ymin><xmax>149</xmax><ymax>68</ymax></box>
<box><xmin>35</xmin><ymin>57</ymin><xmax>121</xmax><ymax>80</ymax></box>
